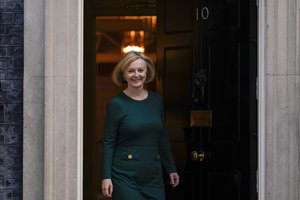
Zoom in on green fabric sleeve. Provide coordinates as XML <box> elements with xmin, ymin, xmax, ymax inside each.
<box><xmin>102</xmin><ymin>101</ymin><xmax>121</xmax><ymax>179</ymax></box>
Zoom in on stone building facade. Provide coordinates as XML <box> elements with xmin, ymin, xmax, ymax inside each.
<box><xmin>0</xmin><ymin>0</ymin><xmax>299</xmax><ymax>199</ymax></box>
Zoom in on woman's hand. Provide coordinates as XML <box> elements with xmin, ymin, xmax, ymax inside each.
<box><xmin>169</xmin><ymin>172</ymin><xmax>180</xmax><ymax>187</ymax></box>
<box><xmin>101</xmin><ymin>179</ymin><xmax>113</xmax><ymax>197</ymax></box>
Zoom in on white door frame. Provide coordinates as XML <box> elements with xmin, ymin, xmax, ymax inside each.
<box><xmin>258</xmin><ymin>0</ymin><xmax>266</xmax><ymax>199</ymax></box>
<box><xmin>43</xmin><ymin>0</ymin><xmax>84</xmax><ymax>199</ymax></box>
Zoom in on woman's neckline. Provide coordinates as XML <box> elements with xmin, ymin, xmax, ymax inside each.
<box><xmin>122</xmin><ymin>89</ymin><xmax>149</xmax><ymax>102</ymax></box>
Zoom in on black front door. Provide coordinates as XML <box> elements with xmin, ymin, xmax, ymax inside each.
<box><xmin>157</xmin><ymin>0</ymin><xmax>257</xmax><ymax>199</ymax></box>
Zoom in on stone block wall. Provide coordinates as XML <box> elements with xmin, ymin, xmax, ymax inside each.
<box><xmin>0</xmin><ymin>0</ymin><xmax>23</xmax><ymax>199</ymax></box>
<box><xmin>264</xmin><ymin>0</ymin><xmax>300</xmax><ymax>199</ymax></box>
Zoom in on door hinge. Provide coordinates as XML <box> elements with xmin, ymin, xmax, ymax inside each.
<box><xmin>196</xmin><ymin>8</ymin><xmax>199</xmax><ymax>21</ymax></box>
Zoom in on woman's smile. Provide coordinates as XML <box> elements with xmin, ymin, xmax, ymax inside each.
<box><xmin>124</xmin><ymin>59</ymin><xmax>147</xmax><ymax>88</ymax></box>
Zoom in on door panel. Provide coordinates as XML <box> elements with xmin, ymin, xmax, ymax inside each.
<box><xmin>157</xmin><ymin>0</ymin><xmax>256</xmax><ymax>199</ymax></box>
<box><xmin>156</xmin><ymin>0</ymin><xmax>196</xmax><ymax>199</ymax></box>
<box><xmin>207</xmin><ymin>171</ymin><xmax>241</xmax><ymax>200</ymax></box>
<box><xmin>165</xmin><ymin>47</ymin><xmax>193</xmax><ymax>140</ymax></box>
<box><xmin>165</xmin><ymin>0</ymin><xmax>193</xmax><ymax>33</ymax></box>
<box><xmin>209</xmin><ymin>44</ymin><xmax>240</xmax><ymax>141</ymax></box>
<box><xmin>201</xmin><ymin>0</ymin><xmax>245</xmax><ymax>199</ymax></box>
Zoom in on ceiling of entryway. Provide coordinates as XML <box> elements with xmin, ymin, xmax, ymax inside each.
<box><xmin>94</xmin><ymin>0</ymin><xmax>157</xmax><ymax>63</ymax></box>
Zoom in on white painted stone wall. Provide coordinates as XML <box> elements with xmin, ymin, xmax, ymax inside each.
<box><xmin>264</xmin><ymin>0</ymin><xmax>300</xmax><ymax>199</ymax></box>
<box><xmin>24</xmin><ymin>0</ymin><xmax>83</xmax><ymax>199</ymax></box>
<box><xmin>44</xmin><ymin>0</ymin><xmax>83</xmax><ymax>199</ymax></box>
<box><xmin>23</xmin><ymin>0</ymin><xmax>45</xmax><ymax>199</ymax></box>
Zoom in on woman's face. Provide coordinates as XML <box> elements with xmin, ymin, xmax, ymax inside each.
<box><xmin>124</xmin><ymin>59</ymin><xmax>147</xmax><ymax>89</ymax></box>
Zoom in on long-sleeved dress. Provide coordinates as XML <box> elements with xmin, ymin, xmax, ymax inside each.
<box><xmin>102</xmin><ymin>91</ymin><xmax>177</xmax><ymax>200</ymax></box>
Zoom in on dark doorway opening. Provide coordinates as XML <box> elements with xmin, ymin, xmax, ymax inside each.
<box><xmin>83</xmin><ymin>1</ymin><xmax>257</xmax><ymax>200</ymax></box>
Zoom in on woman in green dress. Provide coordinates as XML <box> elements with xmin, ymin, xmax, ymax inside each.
<box><xmin>101</xmin><ymin>51</ymin><xmax>180</xmax><ymax>200</ymax></box>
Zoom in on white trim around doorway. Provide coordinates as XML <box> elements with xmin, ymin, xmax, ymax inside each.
<box><xmin>77</xmin><ymin>0</ymin><xmax>84</xmax><ymax>198</ymax></box>
<box><xmin>258</xmin><ymin>0</ymin><xmax>266</xmax><ymax>199</ymax></box>
<box><xmin>23</xmin><ymin>0</ymin><xmax>84</xmax><ymax>199</ymax></box>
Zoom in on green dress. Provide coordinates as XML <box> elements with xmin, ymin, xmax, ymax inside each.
<box><xmin>102</xmin><ymin>91</ymin><xmax>177</xmax><ymax>200</ymax></box>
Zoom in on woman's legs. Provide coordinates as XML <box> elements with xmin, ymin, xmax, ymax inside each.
<box><xmin>112</xmin><ymin>183</ymin><xmax>143</xmax><ymax>200</ymax></box>
<box><xmin>113</xmin><ymin>183</ymin><xmax>165</xmax><ymax>200</ymax></box>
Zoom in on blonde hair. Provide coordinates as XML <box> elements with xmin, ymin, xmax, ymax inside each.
<box><xmin>112</xmin><ymin>51</ymin><xmax>155</xmax><ymax>86</ymax></box>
